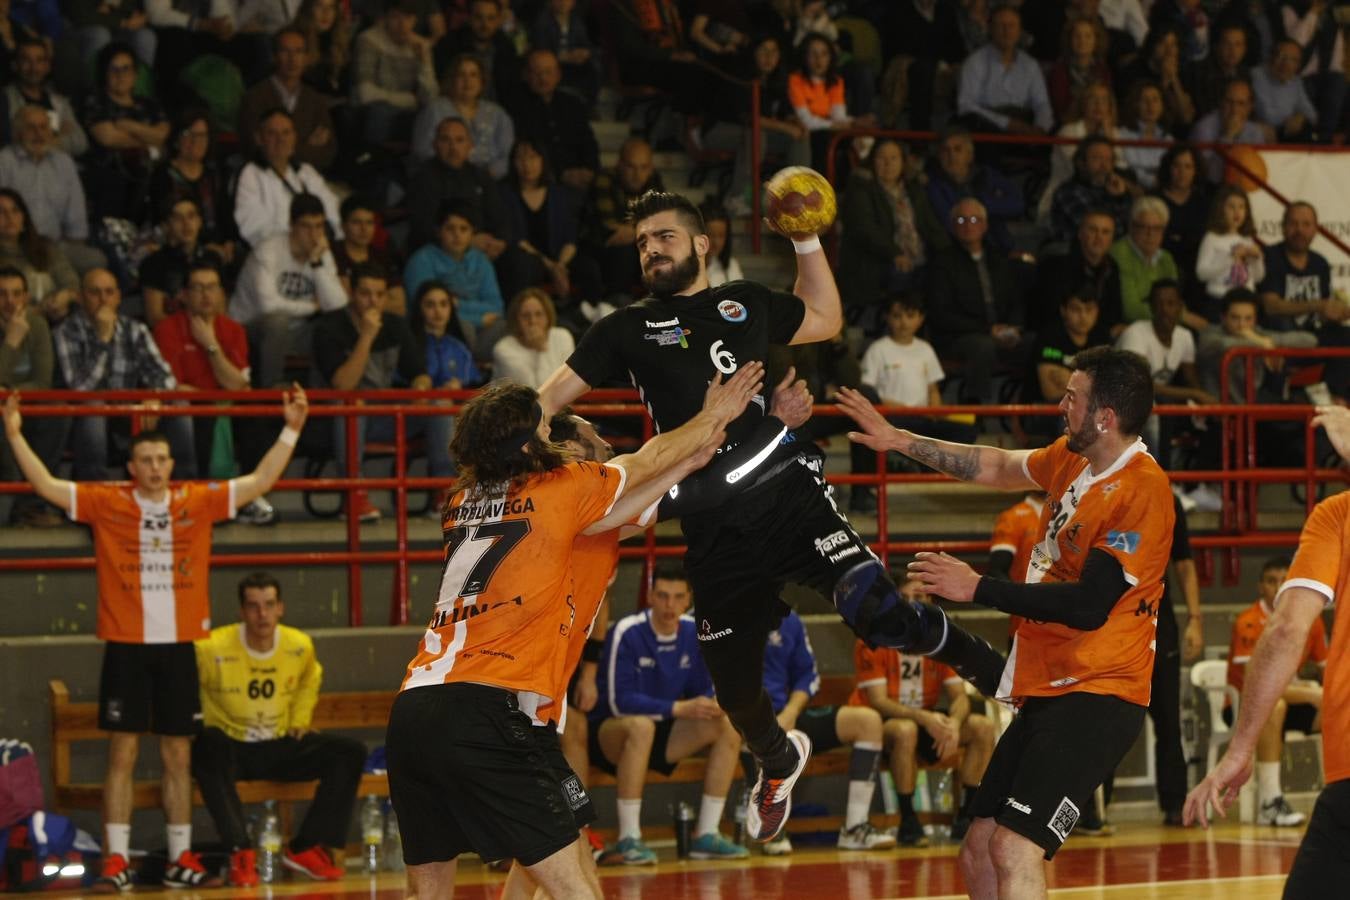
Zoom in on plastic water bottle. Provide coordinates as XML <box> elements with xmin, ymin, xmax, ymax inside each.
<box><xmin>731</xmin><ymin>785</ymin><xmax>749</xmax><ymax>846</ymax></box>
<box><xmin>257</xmin><ymin>801</ymin><xmax>281</xmax><ymax>884</ymax></box>
<box><xmin>361</xmin><ymin>796</ymin><xmax>384</xmax><ymax>874</ymax></box>
<box><xmin>382</xmin><ymin>800</ymin><xmax>404</xmax><ymax>873</ymax></box>
<box><xmin>931</xmin><ymin>770</ymin><xmax>953</xmax><ymax>839</ymax></box>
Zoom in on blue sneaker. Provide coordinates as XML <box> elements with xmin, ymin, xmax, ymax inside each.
<box><xmin>607</xmin><ymin>836</ymin><xmax>657</xmax><ymax>866</ymax></box>
<box><xmin>689</xmin><ymin>832</ymin><xmax>750</xmax><ymax>860</ymax></box>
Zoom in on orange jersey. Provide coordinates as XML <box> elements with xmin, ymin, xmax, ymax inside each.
<box><xmin>850</xmin><ymin>639</ymin><xmax>959</xmax><ymax>710</ymax></box>
<box><xmin>991</xmin><ymin>495</ymin><xmax>1044</xmax><ymax>638</ymax></box>
<box><xmin>1277</xmin><ymin>491</ymin><xmax>1350</xmax><ymax>782</ymax></box>
<box><xmin>71</xmin><ymin>480</ymin><xmax>236</xmax><ymax>644</ymax></box>
<box><xmin>1001</xmin><ymin>437</ymin><xmax>1174</xmax><ymax>707</ymax></box>
<box><xmin>1225</xmin><ymin>599</ymin><xmax>1328</xmax><ymax>694</ymax></box>
<box><xmin>545</xmin><ymin>529</ymin><xmax>621</xmax><ymax>726</ymax></box>
<box><xmin>400</xmin><ymin>461</ymin><xmax>626</xmax><ymax>707</ymax></box>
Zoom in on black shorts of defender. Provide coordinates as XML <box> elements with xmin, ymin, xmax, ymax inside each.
<box><xmin>589</xmin><ymin>719</ymin><xmax>680</xmax><ymax>777</ymax></box>
<box><xmin>970</xmin><ymin>692</ymin><xmax>1145</xmax><ymax>860</ymax></box>
<box><xmin>794</xmin><ymin>706</ymin><xmax>845</xmax><ymax>754</ymax></box>
<box><xmin>1222</xmin><ymin>702</ymin><xmax>1318</xmax><ymax>735</ymax></box>
<box><xmin>533</xmin><ymin>724</ymin><xmax>597</xmax><ymax>830</ymax></box>
<box><xmin>1283</xmin><ymin>779</ymin><xmax>1350</xmax><ymax>898</ymax></box>
<box><xmin>98</xmin><ymin>641</ymin><xmax>202</xmax><ymax>735</ymax></box>
<box><xmin>386</xmin><ymin>684</ymin><xmax>579</xmax><ymax>868</ymax></box>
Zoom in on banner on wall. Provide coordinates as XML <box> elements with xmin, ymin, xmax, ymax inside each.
<box><xmin>1242</xmin><ymin>149</ymin><xmax>1350</xmax><ymax>295</ymax></box>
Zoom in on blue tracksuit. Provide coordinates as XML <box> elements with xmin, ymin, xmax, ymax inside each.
<box><xmin>592</xmin><ymin>610</ymin><xmax>713</xmax><ymax>722</ymax></box>
<box><xmin>761</xmin><ymin>611</ymin><xmax>822</xmax><ymax>713</ymax></box>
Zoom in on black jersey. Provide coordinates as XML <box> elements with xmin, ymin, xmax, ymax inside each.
<box><xmin>567</xmin><ymin>281</ymin><xmax>806</xmax><ymax>447</ymax></box>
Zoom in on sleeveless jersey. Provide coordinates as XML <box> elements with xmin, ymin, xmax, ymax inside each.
<box><xmin>195</xmin><ymin>624</ymin><xmax>322</xmax><ymax>742</ymax></box>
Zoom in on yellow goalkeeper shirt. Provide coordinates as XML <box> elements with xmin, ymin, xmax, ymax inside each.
<box><xmin>195</xmin><ymin>623</ymin><xmax>322</xmax><ymax>742</ymax></box>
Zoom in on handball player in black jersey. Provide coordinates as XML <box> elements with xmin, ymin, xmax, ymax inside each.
<box><xmin>537</xmin><ymin>191</ymin><xmax>1005</xmax><ymax>842</ymax></box>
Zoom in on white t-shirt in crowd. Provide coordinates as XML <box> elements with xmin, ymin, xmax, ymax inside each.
<box><xmin>860</xmin><ymin>336</ymin><xmax>944</xmax><ymax>406</ymax></box>
<box><xmin>1115</xmin><ymin>319</ymin><xmax>1195</xmax><ymax>385</ymax></box>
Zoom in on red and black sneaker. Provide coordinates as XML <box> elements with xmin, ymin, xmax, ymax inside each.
<box><xmin>582</xmin><ymin>825</ymin><xmax>606</xmax><ymax>858</ymax></box>
<box><xmin>228</xmin><ymin>848</ymin><xmax>260</xmax><ymax>887</ymax></box>
<box><xmin>283</xmin><ymin>844</ymin><xmax>344</xmax><ymax>881</ymax></box>
<box><xmin>163</xmin><ymin>850</ymin><xmax>223</xmax><ymax>889</ymax></box>
<box><xmin>745</xmin><ymin>729</ymin><xmax>812</xmax><ymax>843</ymax></box>
<box><xmin>91</xmin><ymin>853</ymin><xmax>133</xmax><ymax>894</ymax></box>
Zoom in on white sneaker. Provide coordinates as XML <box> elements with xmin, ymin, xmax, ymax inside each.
<box><xmin>762</xmin><ymin>833</ymin><xmax>793</xmax><ymax>856</ymax></box>
<box><xmin>237</xmin><ymin>496</ymin><xmax>277</xmax><ymax>525</ymax></box>
<box><xmin>837</xmin><ymin>822</ymin><xmax>897</xmax><ymax>851</ymax></box>
<box><xmin>1257</xmin><ymin>795</ymin><xmax>1306</xmax><ymax>827</ymax></box>
<box><xmin>1188</xmin><ymin>483</ymin><xmax>1224</xmax><ymax>513</ymax></box>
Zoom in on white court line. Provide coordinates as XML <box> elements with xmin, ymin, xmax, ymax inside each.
<box><xmin>880</xmin><ymin>873</ymin><xmax>1287</xmax><ymax>900</ymax></box>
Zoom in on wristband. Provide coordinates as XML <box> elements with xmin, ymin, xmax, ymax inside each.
<box><xmin>792</xmin><ymin>235</ymin><xmax>822</xmax><ymax>255</ymax></box>
<box><xmin>279</xmin><ymin>426</ymin><xmax>300</xmax><ymax>447</ymax></box>
<box><xmin>582</xmin><ymin>639</ymin><xmax>604</xmax><ymax>663</ymax></box>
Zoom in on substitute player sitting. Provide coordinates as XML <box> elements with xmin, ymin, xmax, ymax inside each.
<box><xmin>851</xmin><ymin>576</ymin><xmax>995</xmax><ymax>846</ymax></box>
<box><xmin>1226</xmin><ymin>556</ymin><xmax>1328</xmax><ymax>827</ymax></box>
<box><xmin>386</xmin><ymin>367</ymin><xmax>764</xmax><ymax>900</ymax></box>
<box><xmin>840</xmin><ymin>346</ymin><xmax>1175</xmax><ymax>899</ymax></box>
<box><xmin>591</xmin><ymin>563</ymin><xmax>749</xmax><ymax>864</ymax></box>
<box><xmin>2</xmin><ymin>387</ymin><xmax>308</xmax><ymax>892</ymax></box>
<box><xmin>193</xmin><ymin>572</ymin><xmax>367</xmax><ymax>886</ymax></box>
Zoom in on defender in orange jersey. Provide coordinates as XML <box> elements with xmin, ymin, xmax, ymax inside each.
<box><xmin>1187</xmin><ymin>405</ymin><xmax>1350</xmax><ymax>897</ymax></box>
<box><xmin>2</xmin><ymin>386</ymin><xmax>308</xmax><ymax>893</ymax></box>
<box><xmin>839</xmin><ymin>346</ymin><xmax>1174</xmax><ymax>899</ymax></box>
<box><xmin>987</xmin><ymin>490</ymin><xmax>1047</xmax><ymax>643</ymax></box>
<box><xmin>386</xmin><ymin>367</ymin><xmax>763</xmax><ymax>900</ymax></box>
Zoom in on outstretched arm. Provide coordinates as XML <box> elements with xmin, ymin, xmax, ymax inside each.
<box><xmin>1</xmin><ymin>393</ymin><xmax>74</xmax><ymax>513</ymax></box>
<box><xmin>234</xmin><ymin>385</ymin><xmax>309</xmax><ymax>507</ymax></box>
<box><xmin>836</xmin><ymin>386</ymin><xmax>1036</xmax><ymax>489</ymax></box>
<box><xmin>538</xmin><ymin>363</ymin><xmax>591</xmax><ymax>418</ymax></box>
<box><xmin>787</xmin><ymin>242</ymin><xmax>844</xmax><ymax>345</ymax></box>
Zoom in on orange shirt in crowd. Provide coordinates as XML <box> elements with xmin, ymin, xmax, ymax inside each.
<box><xmin>991</xmin><ymin>493</ymin><xmax>1044</xmax><ymax>638</ymax></box>
<box><xmin>851</xmin><ymin>640</ymin><xmax>960</xmax><ymax>710</ymax></box>
<box><xmin>787</xmin><ymin>73</ymin><xmax>846</xmax><ymax>121</ymax></box>
<box><xmin>72</xmin><ymin>480</ymin><xmax>236</xmax><ymax>644</ymax></box>
<box><xmin>1225</xmin><ymin>599</ymin><xmax>1328</xmax><ymax>694</ymax></box>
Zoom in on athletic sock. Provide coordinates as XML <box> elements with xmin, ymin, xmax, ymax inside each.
<box><xmin>617</xmin><ymin>799</ymin><xmax>643</xmax><ymax>841</ymax></box>
<box><xmin>1258</xmin><ymin>761</ymin><xmax>1282</xmax><ymax>803</ymax></box>
<box><xmin>167</xmin><ymin>824</ymin><xmax>192</xmax><ymax>860</ymax></box>
<box><xmin>844</xmin><ymin>742</ymin><xmax>882</xmax><ymax>829</ymax></box>
<box><xmin>898</xmin><ymin>792</ymin><xmax>916</xmax><ymax>818</ymax></box>
<box><xmin>696</xmin><ymin>794</ymin><xmax>726</xmax><ymax>837</ymax></box>
<box><xmin>105</xmin><ymin>823</ymin><xmax>131</xmax><ymax>860</ymax></box>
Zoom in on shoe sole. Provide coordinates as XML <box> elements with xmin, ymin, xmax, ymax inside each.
<box><xmin>90</xmin><ymin>882</ymin><xmax>131</xmax><ymax>895</ymax></box>
<box><xmin>688</xmin><ymin>851</ymin><xmax>749</xmax><ymax>860</ymax></box>
<box><xmin>280</xmin><ymin>857</ymin><xmax>341</xmax><ymax>880</ymax></box>
<box><xmin>747</xmin><ymin>729</ymin><xmax>813</xmax><ymax>843</ymax></box>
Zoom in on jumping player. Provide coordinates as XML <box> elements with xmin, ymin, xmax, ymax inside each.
<box><xmin>839</xmin><ymin>346</ymin><xmax>1175</xmax><ymax>898</ymax></box>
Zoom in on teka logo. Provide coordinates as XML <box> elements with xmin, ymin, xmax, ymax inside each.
<box><xmin>698</xmin><ymin>619</ymin><xmax>733</xmax><ymax>642</ymax></box>
<box><xmin>813</xmin><ymin>530</ymin><xmax>851</xmax><ymax>556</ymax></box>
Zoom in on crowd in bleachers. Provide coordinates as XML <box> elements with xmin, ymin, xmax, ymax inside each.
<box><xmin>0</xmin><ymin>0</ymin><xmax>1346</xmax><ymax>527</ymax></box>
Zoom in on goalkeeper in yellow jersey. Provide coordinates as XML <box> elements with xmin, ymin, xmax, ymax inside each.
<box><xmin>193</xmin><ymin>572</ymin><xmax>368</xmax><ymax>887</ymax></box>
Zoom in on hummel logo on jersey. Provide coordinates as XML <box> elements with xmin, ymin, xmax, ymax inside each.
<box><xmin>645</xmin><ymin>318</ymin><xmax>679</xmax><ymax>327</ymax></box>
<box><xmin>638</xmin><ymin>656</ymin><xmax>656</xmax><ymax>668</ymax></box>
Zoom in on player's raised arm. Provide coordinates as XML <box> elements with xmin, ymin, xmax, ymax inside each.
<box><xmin>538</xmin><ymin>363</ymin><xmax>592</xmax><ymax>418</ymax></box>
<box><xmin>2</xmin><ymin>392</ymin><xmax>74</xmax><ymax>513</ymax></box>
<box><xmin>234</xmin><ymin>385</ymin><xmax>309</xmax><ymax>507</ymax></box>
<box><xmin>836</xmin><ymin>387</ymin><xmax>1036</xmax><ymax>490</ymax></box>
<box><xmin>787</xmin><ymin>239</ymin><xmax>843</xmax><ymax>345</ymax></box>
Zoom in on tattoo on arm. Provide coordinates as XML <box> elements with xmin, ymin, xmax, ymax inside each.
<box><xmin>905</xmin><ymin>437</ymin><xmax>982</xmax><ymax>481</ymax></box>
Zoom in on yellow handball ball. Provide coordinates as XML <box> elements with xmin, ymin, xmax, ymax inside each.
<box><xmin>763</xmin><ymin>166</ymin><xmax>837</xmax><ymax>237</ymax></box>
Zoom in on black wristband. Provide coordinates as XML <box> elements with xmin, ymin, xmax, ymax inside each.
<box><xmin>582</xmin><ymin>639</ymin><xmax>604</xmax><ymax>663</ymax></box>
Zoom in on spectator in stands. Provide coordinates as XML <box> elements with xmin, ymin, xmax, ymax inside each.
<box><xmin>403</xmin><ymin>200</ymin><xmax>504</xmax><ymax>351</ymax></box>
<box><xmin>852</xmin><ymin>576</ymin><xmax>996</xmax><ymax>845</ymax></box>
<box><xmin>141</xmin><ymin>198</ymin><xmax>224</xmax><ymax>327</ymax></box>
<box><xmin>193</xmin><ymin>572</ymin><xmax>367</xmax><ymax>886</ymax></box>
<box><xmin>1039</xmin><ymin>83</ymin><xmax>1126</xmax><ymax>224</ymax></box>
<box><xmin>1034</xmin><ymin>209</ymin><xmax>1124</xmax><ymax>340</ymax></box>
<box><xmin>54</xmin><ymin>268</ymin><xmax>194</xmax><ymax>478</ymax></box>
<box><xmin>1198</xmin><ymin>287</ymin><xmax>1316</xmax><ymax>404</ymax></box>
<box><xmin>529</xmin><ymin>0</ymin><xmax>599</xmax><ymax>104</ymax></box>
<box><xmin>956</xmin><ymin>4</ymin><xmax>1053</xmax><ymax>135</ymax></box>
<box><xmin>405</xmin><ymin>117</ymin><xmax>514</xmax><ymax>269</ymax></box>
<box><xmin>699</xmin><ymin>201</ymin><xmax>743</xmax><ymax>288</ymax></box>
<box><xmin>411</xmin><ymin>54</ymin><xmax>513</xmax><ymax>177</ymax></box>
<box><xmin>0</xmin><ymin>36</ymin><xmax>87</xmax><ymax>157</ymax></box>
<box><xmin>1119</xmin><ymin>24</ymin><xmax>1197</xmax><ymax>130</ymax></box>
<box><xmin>750</xmin><ymin>609</ymin><xmax>896</xmax><ymax>855</ymax></box>
<box><xmin>147</xmin><ymin>111</ymin><xmax>235</xmax><ymax>262</ymax></box>
<box><xmin>1196</xmin><ymin>184</ymin><xmax>1265</xmax><ymax>312</ymax></box>
<box><xmin>686</xmin><ymin>0</ymin><xmax>750</xmax><ymax>66</ymax></box>
<box><xmin>239</xmin><ymin>28</ymin><xmax>339</xmax><ymax>175</ymax></box>
<box><xmin>1028</xmin><ymin>287</ymin><xmax>1103</xmax><ymax>406</ymax></box>
<box><xmin>70</xmin><ymin>1</ymin><xmax>157</xmax><ymax>76</ymax></box>
<box><xmin>787</xmin><ymin>32</ymin><xmax>856</xmax><ymax>170</ymax></box>
<box><xmin>411</xmin><ymin>281</ymin><xmax>480</xmax><ymax>392</ymax></box>
<box><xmin>838</xmin><ymin>138</ymin><xmax>948</xmax><ymax>325</ymax></box>
<box><xmin>850</xmin><ymin>293</ymin><xmax>974</xmax><ymax>511</ymax></box>
<box><xmin>1157</xmin><ymin>143</ymin><xmax>1210</xmax><ymax>282</ymax></box>
<box><xmin>437</xmin><ymin>0</ymin><xmax>519</xmax><ymax>101</ymax></box>
<box><xmin>1225</xmin><ymin>556</ymin><xmax>1327</xmax><ymax>827</ymax></box>
<box><xmin>500</xmin><ymin>138</ymin><xmax>597</xmax><ymax>309</ymax></box>
<box><xmin>503</xmin><ymin>49</ymin><xmax>600</xmax><ymax>192</ymax></box>
<box><xmin>234</xmin><ymin>108</ymin><xmax>342</xmax><ymax>248</ymax></box>
<box><xmin>81</xmin><ymin>41</ymin><xmax>168</xmax><ymax>223</ymax></box>
<box><xmin>491</xmin><ymin>287</ymin><xmax>574</xmax><ymax>388</ymax></box>
<box><xmin>1046</xmin><ymin>16</ymin><xmax>1112</xmax><ymax>123</ymax></box>
<box><xmin>146</xmin><ymin>0</ymin><xmax>268</xmax><ymax>107</ymax></box>
<box><xmin>590</xmin><ymin>563</ymin><xmax>750</xmax><ymax>865</ymax></box>
<box><xmin>876</xmin><ymin>0</ymin><xmax>965</xmax><ymax>131</ymax></box>
<box><xmin>1280</xmin><ymin>0</ymin><xmax>1346</xmax><ymax>144</ymax></box>
<box><xmin>1191</xmin><ymin>79</ymin><xmax>1269</xmax><ymax>181</ymax></box>
<box><xmin>231</xmin><ymin>193</ymin><xmax>347</xmax><ymax>388</ymax></box>
<box><xmin>1252</xmin><ymin>37</ymin><xmax>1319</xmax><ymax>142</ymax></box>
<box><xmin>334</xmin><ymin>195</ymin><xmax>404</xmax><ymax>315</ymax></box>
<box><xmin>1</xmin><ymin>385</ymin><xmax>308</xmax><ymax>894</ymax></box>
<box><xmin>927</xmin><ymin>197</ymin><xmax>1029</xmax><ymax>405</ymax></box>
<box><xmin>1259</xmin><ymin>201</ymin><xmax>1348</xmax><ymax>336</ymax></box>
<box><xmin>351</xmin><ymin>0</ymin><xmax>437</xmax><ymax>145</ymax></box>
<box><xmin>1050</xmin><ymin>136</ymin><xmax>1136</xmax><ymax>244</ymax></box>
<box><xmin>1188</xmin><ymin>23</ymin><xmax>1251</xmax><ymax>117</ymax></box>
<box><xmin>1149</xmin><ymin>0</ymin><xmax>1210</xmax><ymax>62</ymax></box>
<box><xmin>0</xmin><ymin>266</ymin><xmax>60</xmax><ymax>527</ymax></box>
<box><xmin>607</xmin><ymin>0</ymin><xmax>705</xmax><ymax>119</ymax></box>
<box><xmin>1111</xmin><ymin>196</ymin><xmax>1182</xmax><ymax>325</ymax></box>
<box><xmin>294</xmin><ymin>0</ymin><xmax>354</xmax><ymax>98</ymax></box>
<box><xmin>315</xmin><ymin>262</ymin><xmax>451</xmax><ymax>523</ymax></box>
<box><xmin>0</xmin><ymin>106</ymin><xmax>102</xmax><ymax>275</ymax></box>
<box><xmin>582</xmin><ymin>137</ymin><xmax>664</xmax><ymax>301</ymax></box>
<box><xmin>925</xmin><ymin>125</ymin><xmax>1024</xmax><ymax>254</ymax></box>
<box><xmin>1118</xmin><ymin>81</ymin><xmax>1174</xmax><ymax>188</ymax></box>
<box><xmin>0</xmin><ymin>188</ymin><xmax>77</xmax><ymax>322</ymax></box>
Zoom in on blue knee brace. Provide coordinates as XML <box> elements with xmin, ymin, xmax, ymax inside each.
<box><xmin>833</xmin><ymin>560</ymin><xmax>949</xmax><ymax>652</ymax></box>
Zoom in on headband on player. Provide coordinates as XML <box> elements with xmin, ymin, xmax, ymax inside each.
<box><xmin>498</xmin><ymin>401</ymin><xmax>544</xmax><ymax>459</ymax></box>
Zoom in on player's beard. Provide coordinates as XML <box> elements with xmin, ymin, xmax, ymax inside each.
<box><xmin>643</xmin><ymin>250</ymin><xmax>701</xmax><ymax>297</ymax></box>
<box><xmin>1064</xmin><ymin>415</ymin><xmax>1099</xmax><ymax>454</ymax></box>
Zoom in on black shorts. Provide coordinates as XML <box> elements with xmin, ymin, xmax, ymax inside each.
<box><xmin>916</xmin><ymin>725</ymin><xmax>943</xmax><ymax>766</ymax></box>
<box><xmin>98</xmin><ymin>641</ymin><xmax>202</xmax><ymax>735</ymax></box>
<box><xmin>588</xmin><ymin>718</ymin><xmax>679</xmax><ymax>777</ymax></box>
<box><xmin>1221</xmin><ymin>702</ymin><xmax>1318</xmax><ymax>734</ymax></box>
<box><xmin>971</xmin><ymin>692</ymin><xmax>1145</xmax><ymax>860</ymax></box>
<box><xmin>386</xmin><ymin>684</ymin><xmax>579</xmax><ymax>867</ymax></box>
<box><xmin>1284</xmin><ymin>778</ymin><xmax>1350</xmax><ymax>898</ymax></box>
<box><xmin>795</xmin><ymin>706</ymin><xmax>844</xmax><ymax>754</ymax></box>
<box><xmin>533</xmin><ymin>725</ymin><xmax>597</xmax><ymax>830</ymax></box>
